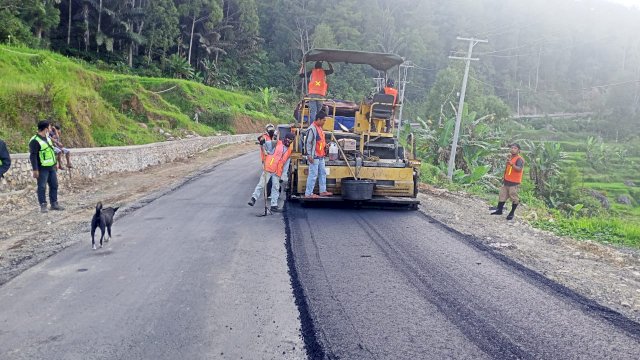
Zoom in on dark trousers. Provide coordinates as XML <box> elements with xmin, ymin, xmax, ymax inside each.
<box><xmin>37</xmin><ymin>166</ymin><xmax>58</xmax><ymax>205</ymax></box>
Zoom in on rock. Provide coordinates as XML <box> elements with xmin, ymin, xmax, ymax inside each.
<box><xmin>158</xmin><ymin>128</ymin><xmax>165</xmax><ymax>134</ymax></box>
<box><xmin>589</xmin><ymin>190</ymin><xmax>610</xmax><ymax>209</ymax></box>
<box><xmin>617</xmin><ymin>195</ymin><xmax>632</xmax><ymax>205</ymax></box>
<box><xmin>138</xmin><ymin>123</ymin><xmax>148</xmax><ymax>129</ymax></box>
<box><xmin>621</xmin><ymin>301</ymin><xmax>631</xmax><ymax>308</ymax></box>
<box><xmin>624</xmin><ymin>180</ymin><xmax>636</xmax><ymax>187</ymax></box>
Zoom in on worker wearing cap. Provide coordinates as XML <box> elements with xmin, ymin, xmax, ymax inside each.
<box><xmin>384</xmin><ymin>78</ymin><xmax>398</xmax><ymax>106</ymax></box>
<box><xmin>248</xmin><ymin>132</ymin><xmax>295</xmax><ymax>212</ymax></box>
<box><xmin>491</xmin><ymin>143</ymin><xmax>524</xmax><ymax>220</ymax></box>
<box><xmin>300</xmin><ymin>61</ymin><xmax>334</xmax><ymax>124</ymax></box>
<box><xmin>258</xmin><ymin>124</ymin><xmax>277</xmax><ymax>163</ymax></box>
<box><xmin>383</xmin><ymin>78</ymin><xmax>398</xmax><ymax>132</ymax></box>
<box><xmin>304</xmin><ymin>110</ymin><xmax>333</xmax><ymax>198</ymax></box>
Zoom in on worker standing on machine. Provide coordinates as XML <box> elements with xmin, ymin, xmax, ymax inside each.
<box><xmin>248</xmin><ymin>133</ymin><xmax>296</xmax><ymax>213</ymax></box>
<box><xmin>300</xmin><ymin>61</ymin><xmax>334</xmax><ymax>124</ymax></box>
<box><xmin>304</xmin><ymin>110</ymin><xmax>333</xmax><ymax>198</ymax></box>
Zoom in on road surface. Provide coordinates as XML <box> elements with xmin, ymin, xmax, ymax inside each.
<box><xmin>1</xmin><ymin>152</ymin><xmax>639</xmax><ymax>360</ymax></box>
<box><xmin>0</xmin><ymin>152</ymin><xmax>304</xmax><ymax>360</ymax></box>
<box><xmin>287</xmin><ymin>203</ymin><xmax>640</xmax><ymax>359</ymax></box>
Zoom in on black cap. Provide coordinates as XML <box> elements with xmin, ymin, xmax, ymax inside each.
<box><xmin>315</xmin><ymin>110</ymin><xmax>327</xmax><ymax>120</ymax></box>
<box><xmin>509</xmin><ymin>143</ymin><xmax>521</xmax><ymax>150</ymax></box>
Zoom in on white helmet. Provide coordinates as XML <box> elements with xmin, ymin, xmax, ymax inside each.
<box><xmin>265</xmin><ymin>123</ymin><xmax>275</xmax><ymax>131</ymax></box>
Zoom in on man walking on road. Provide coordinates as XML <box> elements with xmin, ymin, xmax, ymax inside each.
<box><xmin>491</xmin><ymin>143</ymin><xmax>524</xmax><ymax>220</ymax></box>
<box><xmin>29</xmin><ymin>120</ymin><xmax>64</xmax><ymax>213</ymax></box>
<box><xmin>0</xmin><ymin>138</ymin><xmax>11</xmax><ymax>180</ymax></box>
<box><xmin>248</xmin><ymin>133</ymin><xmax>295</xmax><ymax>212</ymax></box>
<box><xmin>304</xmin><ymin>110</ymin><xmax>333</xmax><ymax>199</ymax></box>
<box><xmin>300</xmin><ymin>61</ymin><xmax>334</xmax><ymax>124</ymax></box>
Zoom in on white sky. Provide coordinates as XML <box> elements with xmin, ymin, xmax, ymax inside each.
<box><xmin>605</xmin><ymin>0</ymin><xmax>640</xmax><ymax>8</ymax></box>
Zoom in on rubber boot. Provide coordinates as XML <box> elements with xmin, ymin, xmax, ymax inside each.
<box><xmin>248</xmin><ymin>197</ymin><xmax>256</xmax><ymax>206</ymax></box>
<box><xmin>506</xmin><ymin>204</ymin><xmax>518</xmax><ymax>220</ymax></box>
<box><xmin>270</xmin><ymin>205</ymin><xmax>281</xmax><ymax>213</ymax></box>
<box><xmin>491</xmin><ymin>202</ymin><xmax>505</xmax><ymax>215</ymax></box>
<box><xmin>40</xmin><ymin>203</ymin><xmax>48</xmax><ymax>213</ymax></box>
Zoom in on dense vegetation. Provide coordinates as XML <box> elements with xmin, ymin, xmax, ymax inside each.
<box><xmin>2</xmin><ymin>0</ymin><xmax>639</xmax><ymax>139</ymax></box>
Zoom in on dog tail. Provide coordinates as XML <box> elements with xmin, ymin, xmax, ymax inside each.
<box><xmin>95</xmin><ymin>202</ymin><xmax>103</xmax><ymax>214</ymax></box>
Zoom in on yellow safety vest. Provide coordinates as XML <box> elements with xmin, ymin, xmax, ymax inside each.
<box><xmin>30</xmin><ymin>135</ymin><xmax>57</xmax><ymax>167</ymax></box>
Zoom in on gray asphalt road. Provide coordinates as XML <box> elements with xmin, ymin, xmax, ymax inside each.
<box><xmin>287</xmin><ymin>204</ymin><xmax>640</xmax><ymax>359</ymax></box>
<box><xmin>0</xmin><ymin>152</ymin><xmax>305</xmax><ymax>360</ymax></box>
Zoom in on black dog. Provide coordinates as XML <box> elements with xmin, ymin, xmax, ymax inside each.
<box><xmin>91</xmin><ymin>202</ymin><xmax>119</xmax><ymax>250</ymax></box>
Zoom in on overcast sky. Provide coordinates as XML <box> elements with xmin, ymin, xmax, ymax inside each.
<box><xmin>605</xmin><ymin>0</ymin><xmax>640</xmax><ymax>8</ymax></box>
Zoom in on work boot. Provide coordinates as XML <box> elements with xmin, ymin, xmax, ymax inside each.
<box><xmin>270</xmin><ymin>206</ymin><xmax>281</xmax><ymax>213</ymax></box>
<box><xmin>491</xmin><ymin>202</ymin><xmax>505</xmax><ymax>215</ymax></box>
<box><xmin>248</xmin><ymin>197</ymin><xmax>256</xmax><ymax>206</ymax></box>
<box><xmin>50</xmin><ymin>202</ymin><xmax>65</xmax><ymax>211</ymax></box>
<box><xmin>506</xmin><ymin>204</ymin><xmax>518</xmax><ymax>220</ymax></box>
<box><xmin>40</xmin><ymin>203</ymin><xmax>48</xmax><ymax>213</ymax></box>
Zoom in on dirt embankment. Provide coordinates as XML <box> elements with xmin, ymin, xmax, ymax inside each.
<box><xmin>417</xmin><ymin>185</ymin><xmax>640</xmax><ymax>323</ymax></box>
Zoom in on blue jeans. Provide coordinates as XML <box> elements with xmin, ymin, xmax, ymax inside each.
<box><xmin>37</xmin><ymin>166</ymin><xmax>58</xmax><ymax>205</ymax></box>
<box><xmin>252</xmin><ymin>171</ymin><xmax>281</xmax><ymax>207</ymax></box>
<box><xmin>308</xmin><ymin>94</ymin><xmax>323</xmax><ymax>125</ymax></box>
<box><xmin>305</xmin><ymin>158</ymin><xmax>327</xmax><ymax>196</ymax></box>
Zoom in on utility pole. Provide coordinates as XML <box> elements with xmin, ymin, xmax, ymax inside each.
<box><xmin>447</xmin><ymin>37</ymin><xmax>488</xmax><ymax>181</ymax></box>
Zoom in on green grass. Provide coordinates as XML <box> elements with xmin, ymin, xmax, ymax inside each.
<box><xmin>533</xmin><ymin>216</ymin><xmax>640</xmax><ymax>247</ymax></box>
<box><xmin>0</xmin><ymin>45</ymin><xmax>276</xmax><ymax>152</ymax></box>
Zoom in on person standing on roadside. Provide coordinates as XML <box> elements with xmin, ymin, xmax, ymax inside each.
<box><xmin>0</xmin><ymin>138</ymin><xmax>11</xmax><ymax>186</ymax></box>
<box><xmin>491</xmin><ymin>143</ymin><xmax>524</xmax><ymax>220</ymax></box>
<box><xmin>300</xmin><ymin>61</ymin><xmax>334</xmax><ymax>124</ymax></box>
<box><xmin>29</xmin><ymin>120</ymin><xmax>64</xmax><ymax>213</ymax></box>
<box><xmin>304</xmin><ymin>110</ymin><xmax>333</xmax><ymax>198</ymax></box>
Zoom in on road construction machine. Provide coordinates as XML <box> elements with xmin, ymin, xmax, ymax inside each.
<box><xmin>281</xmin><ymin>48</ymin><xmax>420</xmax><ymax>209</ymax></box>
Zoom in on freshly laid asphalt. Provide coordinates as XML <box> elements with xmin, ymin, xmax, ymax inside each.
<box><xmin>286</xmin><ymin>203</ymin><xmax>640</xmax><ymax>359</ymax></box>
<box><xmin>0</xmin><ymin>152</ymin><xmax>304</xmax><ymax>360</ymax></box>
<box><xmin>1</xmin><ymin>152</ymin><xmax>639</xmax><ymax>360</ymax></box>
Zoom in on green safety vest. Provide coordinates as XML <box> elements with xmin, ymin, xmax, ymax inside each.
<box><xmin>30</xmin><ymin>135</ymin><xmax>57</xmax><ymax>167</ymax></box>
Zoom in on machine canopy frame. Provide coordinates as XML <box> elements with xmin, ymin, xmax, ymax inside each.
<box><xmin>303</xmin><ymin>48</ymin><xmax>404</xmax><ymax>71</ymax></box>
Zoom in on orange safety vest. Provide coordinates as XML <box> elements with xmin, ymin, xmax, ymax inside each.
<box><xmin>312</xmin><ymin>122</ymin><xmax>326</xmax><ymax>158</ymax></box>
<box><xmin>264</xmin><ymin>141</ymin><xmax>293</xmax><ymax>177</ymax></box>
<box><xmin>384</xmin><ymin>86</ymin><xmax>398</xmax><ymax>105</ymax></box>
<box><xmin>308</xmin><ymin>69</ymin><xmax>328</xmax><ymax>96</ymax></box>
<box><xmin>259</xmin><ymin>133</ymin><xmax>273</xmax><ymax>162</ymax></box>
<box><xmin>504</xmin><ymin>155</ymin><xmax>524</xmax><ymax>184</ymax></box>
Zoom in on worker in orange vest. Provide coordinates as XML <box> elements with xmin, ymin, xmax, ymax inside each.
<box><xmin>258</xmin><ymin>123</ymin><xmax>277</xmax><ymax>163</ymax></box>
<box><xmin>491</xmin><ymin>143</ymin><xmax>525</xmax><ymax>220</ymax></box>
<box><xmin>384</xmin><ymin>78</ymin><xmax>398</xmax><ymax>106</ymax></box>
<box><xmin>383</xmin><ymin>78</ymin><xmax>398</xmax><ymax>132</ymax></box>
<box><xmin>304</xmin><ymin>110</ymin><xmax>333</xmax><ymax>198</ymax></box>
<box><xmin>248</xmin><ymin>133</ymin><xmax>295</xmax><ymax>213</ymax></box>
<box><xmin>300</xmin><ymin>61</ymin><xmax>334</xmax><ymax>125</ymax></box>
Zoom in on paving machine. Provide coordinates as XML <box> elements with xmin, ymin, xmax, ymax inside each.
<box><xmin>283</xmin><ymin>48</ymin><xmax>420</xmax><ymax>209</ymax></box>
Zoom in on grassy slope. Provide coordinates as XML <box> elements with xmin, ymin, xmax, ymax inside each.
<box><xmin>0</xmin><ymin>45</ymin><xmax>274</xmax><ymax>152</ymax></box>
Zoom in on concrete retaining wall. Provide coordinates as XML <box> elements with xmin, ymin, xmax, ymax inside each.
<box><xmin>0</xmin><ymin>134</ymin><xmax>258</xmax><ymax>192</ymax></box>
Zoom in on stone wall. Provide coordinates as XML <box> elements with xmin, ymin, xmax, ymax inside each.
<box><xmin>0</xmin><ymin>134</ymin><xmax>258</xmax><ymax>192</ymax></box>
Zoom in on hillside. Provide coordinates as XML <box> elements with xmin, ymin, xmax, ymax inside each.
<box><xmin>0</xmin><ymin>45</ymin><xmax>275</xmax><ymax>152</ymax></box>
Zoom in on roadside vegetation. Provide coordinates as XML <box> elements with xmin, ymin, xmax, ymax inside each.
<box><xmin>0</xmin><ymin>45</ymin><xmax>282</xmax><ymax>152</ymax></box>
<box><xmin>409</xmin><ymin>110</ymin><xmax>640</xmax><ymax>248</ymax></box>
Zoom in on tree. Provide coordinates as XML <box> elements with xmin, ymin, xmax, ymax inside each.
<box><xmin>144</xmin><ymin>0</ymin><xmax>179</xmax><ymax>63</ymax></box>
<box><xmin>177</xmin><ymin>0</ymin><xmax>223</xmax><ymax>66</ymax></box>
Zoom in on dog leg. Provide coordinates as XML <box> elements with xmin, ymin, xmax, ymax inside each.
<box><xmin>91</xmin><ymin>228</ymin><xmax>97</xmax><ymax>250</ymax></box>
<box><xmin>106</xmin><ymin>224</ymin><xmax>112</xmax><ymax>242</ymax></box>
